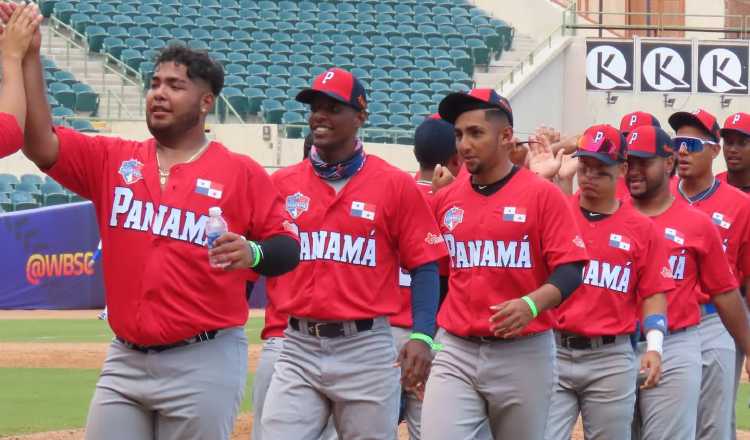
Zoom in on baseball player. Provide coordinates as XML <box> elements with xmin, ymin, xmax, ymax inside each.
<box><xmin>719</xmin><ymin>112</ymin><xmax>750</xmax><ymax>194</ymax></box>
<box><xmin>252</xmin><ymin>278</ymin><xmax>337</xmax><ymax>440</ymax></box>
<box><xmin>11</xmin><ymin>36</ymin><xmax>300</xmax><ymax>439</ymax></box>
<box><xmin>261</xmin><ymin>68</ymin><xmax>448</xmax><ymax>440</ymax></box>
<box><xmin>0</xmin><ymin>3</ymin><xmax>41</xmax><ymax>158</ymax></box>
<box><xmin>422</xmin><ymin>89</ymin><xmax>589</xmax><ymax>440</ymax></box>
<box><xmin>670</xmin><ymin>109</ymin><xmax>750</xmax><ymax>440</ymax></box>
<box><xmin>543</xmin><ymin>125</ymin><xmax>673</xmax><ymax>440</ymax></box>
<box><xmin>626</xmin><ymin>125</ymin><xmax>750</xmax><ymax>440</ymax></box>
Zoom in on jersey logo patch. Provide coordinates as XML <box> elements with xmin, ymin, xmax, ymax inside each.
<box><xmin>443</xmin><ymin>206</ymin><xmax>464</xmax><ymax>231</ymax></box>
<box><xmin>285</xmin><ymin>192</ymin><xmax>310</xmax><ymax>219</ymax></box>
<box><xmin>503</xmin><ymin>206</ymin><xmax>526</xmax><ymax>223</ymax></box>
<box><xmin>609</xmin><ymin>233</ymin><xmax>631</xmax><ymax>251</ymax></box>
<box><xmin>350</xmin><ymin>201</ymin><xmax>376</xmax><ymax>220</ymax></box>
<box><xmin>195</xmin><ymin>179</ymin><xmax>224</xmax><ymax>199</ymax></box>
<box><xmin>664</xmin><ymin>227</ymin><xmax>684</xmax><ymax>245</ymax></box>
<box><xmin>712</xmin><ymin>212</ymin><xmax>732</xmax><ymax>229</ymax></box>
<box><xmin>425</xmin><ymin>232</ymin><xmax>444</xmax><ymax>245</ymax></box>
<box><xmin>118</xmin><ymin>159</ymin><xmax>143</xmax><ymax>185</ymax></box>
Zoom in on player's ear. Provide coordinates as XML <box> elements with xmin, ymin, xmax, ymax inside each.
<box><xmin>618</xmin><ymin>162</ymin><xmax>628</xmax><ymax>178</ymax></box>
<box><xmin>200</xmin><ymin>93</ymin><xmax>214</xmax><ymax>116</ymax></box>
<box><xmin>665</xmin><ymin>155</ymin><xmax>676</xmax><ymax>177</ymax></box>
<box><xmin>354</xmin><ymin>109</ymin><xmax>367</xmax><ymax>129</ymax></box>
<box><xmin>709</xmin><ymin>142</ymin><xmax>720</xmax><ymax>159</ymax></box>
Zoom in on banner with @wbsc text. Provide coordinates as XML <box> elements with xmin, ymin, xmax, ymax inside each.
<box><xmin>0</xmin><ymin>202</ymin><xmax>104</xmax><ymax>309</ymax></box>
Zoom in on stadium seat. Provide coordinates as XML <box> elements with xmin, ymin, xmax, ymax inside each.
<box><xmin>261</xmin><ymin>99</ymin><xmax>285</xmax><ymax>124</ymax></box>
<box><xmin>72</xmin><ymin>84</ymin><xmax>99</xmax><ymax>114</ymax></box>
<box><xmin>388</xmin><ymin>103</ymin><xmax>409</xmax><ymax>116</ymax></box>
<box><xmin>282</xmin><ymin>111</ymin><xmax>306</xmax><ymax>139</ymax></box>
<box><xmin>51</xmin><ymin>88</ymin><xmax>76</xmax><ymax>111</ymax></box>
<box><xmin>40</xmin><ymin>180</ymin><xmax>63</xmax><ymax>194</ymax></box>
<box><xmin>230</xmin><ymin>41</ymin><xmax>252</xmax><ymax>55</ymax></box>
<box><xmin>220</xmin><ymin>87</ymin><xmax>250</xmax><ymax>120</ymax></box>
<box><xmin>44</xmin><ymin>192</ymin><xmax>71</xmax><ymax>206</ymax></box>
<box><xmin>0</xmin><ymin>193</ymin><xmax>11</xmax><ymax>212</ymax></box>
<box><xmin>54</xmin><ymin>70</ymin><xmax>77</xmax><ymax>85</ymax></box>
<box><xmin>467</xmin><ymin>38</ymin><xmax>490</xmax><ymax>65</ymax></box>
<box><xmin>52</xmin><ymin>107</ymin><xmax>75</xmax><ymax>119</ymax></box>
<box><xmin>102</xmin><ymin>37</ymin><xmax>126</xmax><ymax>59</ymax></box>
<box><xmin>121</xmin><ymin>49</ymin><xmax>146</xmax><ymax>72</ymax></box>
<box><xmin>20</xmin><ymin>174</ymin><xmax>43</xmax><ymax>188</ymax></box>
<box><xmin>71</xmin><ymin>13</ymin><xmax>93</xmax><ymax>35</ymax></box>
<box><xmin>265</xmin><ymin>87</ymin><xmax>287</xmax><ymax>100</ymax></box>
<box><xmin>14</xmin><ymin>184</ymin><xmax>42</xmax><ymax>204</ymax></box>
<box><xmin>0</xmin><ymin>181</ymin><xmax>13</xmax><ymax>194</ymax></box>
<box><xmin>0</xmin><ymin>174</ymin><xmax>19</xmax><ymax>189</ymax></box>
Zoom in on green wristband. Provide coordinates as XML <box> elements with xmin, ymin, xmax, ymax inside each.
<box><xmin>410</xmin><ymin>332</ymin><xmax>441</xmax><ymax>351</ymax></box>
<box><xmin>247</xmin><ymin>240</ymin><xmax>262</xmax><ymax>268</ymax></box>
<box><xmin>521</xmin><ymin>295</ymin><xmax>539</xmax><ymax>318</ymax></box>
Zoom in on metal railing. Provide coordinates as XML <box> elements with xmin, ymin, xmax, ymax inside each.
<box><xmin>44</xmin><ymin>15</ymin><xmax>245</xmax><ymax>124</ymax></box>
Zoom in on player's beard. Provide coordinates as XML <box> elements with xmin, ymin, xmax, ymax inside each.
<box><xmin>629</xmin><ymin>176</ymin><xmax>664</xmax><ymax>200</ymax></box>
<box><xmin>147</xmin><ymin>108</ymin><xmax>201</xmax><ymax>144</ymax></box>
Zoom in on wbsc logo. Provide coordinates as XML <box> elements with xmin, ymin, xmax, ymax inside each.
<box><xmin>26</xmin><ymin>252</ymin><xmax>95</xmax><ymax>285</ymax></box>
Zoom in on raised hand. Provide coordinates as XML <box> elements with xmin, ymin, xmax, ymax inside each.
<box><xmin>0</xmin><ymin>3</ymin><xmax>42</xmax><ymax>61</ymax></box>
<box><xmin>0</xmin><ymin>2</ymin><xmax>41</xmax><ymax>57</ymax></box>
<box><xmin>527</xmin><ymin>134</ymin><xmax>563</xmax><ymax>180</ymax></box>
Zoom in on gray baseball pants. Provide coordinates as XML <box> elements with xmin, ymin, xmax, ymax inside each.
<box><xmin>85</xmin><ymin>327</ymin><xmax>248</xmax><ymax>440</ymax></box>
<box><xmin>422</xmin><ymin>329</ymin><xmax>556</xmax><ymax>440</ymax></box>
<box><xmin>545</xmin><ymin>334</ymin><xmax>636</xmax><ymax>440</ymax></box>
<box><xmin>261</xmin><ymin>316</ymin><xmax>400</xmax><ymax>440</ymax></box>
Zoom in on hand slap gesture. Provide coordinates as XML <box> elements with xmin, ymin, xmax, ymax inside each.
<box><xmin>0</xmin><ymin>2</ymin><xmax>42</xmax><ymax>60</ymax></box>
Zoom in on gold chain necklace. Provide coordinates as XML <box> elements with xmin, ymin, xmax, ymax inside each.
<box><xmin>156</xmin><ymin>138</ymin><xmax>211</xmax><ymax>185</ymax></box>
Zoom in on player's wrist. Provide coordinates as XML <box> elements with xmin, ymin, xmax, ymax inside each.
<box><xmin>521</xmin><ymin>295</ymin><xmax>539</xmax><ymax>318</ymax></box>
<box><xmin>244</xmin><ymin>239</ymin><xmax>262</xmax><ymax>268</ymax></box>
<box><xmin>410</xmin><ymin>332</ymin><xmax>442</xmax><ymax>351</ymax></box>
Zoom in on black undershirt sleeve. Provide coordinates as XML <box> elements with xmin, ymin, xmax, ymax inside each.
<box><xmin>252</xmin><ymin>235</ymin><xmax>301</xmax><ymax>277</ymax></box>
<box><xmin>547</xmin><ymin>261</ymin><xmax>585</xmax><ymax>301</ymax></box>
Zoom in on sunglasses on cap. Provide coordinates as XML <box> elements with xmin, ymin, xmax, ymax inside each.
<box><xmin>577</xmin><ymin>131</ymin><xmax>622</xmax><ymax>162</ymax></box>
<box><xmin>673</xmin><ymin>136</ymin><xmax>718</xmax><ymax>153</ymax></box>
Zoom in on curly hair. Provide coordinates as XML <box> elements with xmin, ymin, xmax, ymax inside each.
<box><xmin>154</xmin><ymin>45</ymin><xmax>224</xmax><ymax>96</ymax></box>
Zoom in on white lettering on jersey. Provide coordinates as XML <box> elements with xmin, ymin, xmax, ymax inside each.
<box><xmin>109</xmin><ymin>187</ymin><xmax>208</xmax><ymax>245</ymax></box>
<box><xmin>442</xmin><ymin>234</ymin><xmax>532</xmax><ymax>269</ymax></box>
<box><xmin>298</xmin><ymin>230</ymin><xmax>376</xmax><ymax>267</ymax></box>
<box><xmin>669</xmin><ymin>255</ymin><xmax>686</xmax><ymax>280</ymax></box>
<box><xmin>581</xmin><ymin>259</ymin><xmax>632</xmax><ymax>293</ymax></box>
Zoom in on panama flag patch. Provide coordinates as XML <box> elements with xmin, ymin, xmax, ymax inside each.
<box><xmin>712</xmin><ymin>212</ymin><xmax>731</xmax><ymax>229</ymax></box>
<box><xmin>502</xmin><ymin>206</ymin><xmax>526</xmax><ymax>223</ymax></box>
<box><xmin>664</xmin><ymin>227</ymin><xmax>685</xmax><ymax>245</ymax></box>
<box><xmin>351</xmin><ymin>201</ymin><xmax>376</xmax><ymax>220</ymax></box>
<box><xmin>195</xmin><ymin>178</ymin><xmax>224</xmax><ymax>199</ymax></box>
<box><xmin>609</xmin><ymin>233</ymin><xmax>631</xmax><ymax>251</ymax></box>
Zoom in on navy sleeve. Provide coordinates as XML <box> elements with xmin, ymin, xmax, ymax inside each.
<box><xmin>410</xmin><ymin>261</ymin><xmax>440</xmax><ymax>337</ymax></box>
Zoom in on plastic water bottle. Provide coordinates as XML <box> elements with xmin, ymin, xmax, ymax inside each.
<box><xmin>206</xmin><ymin>206</ymin><xmax>228</xmax><ymax>268</ymax></box>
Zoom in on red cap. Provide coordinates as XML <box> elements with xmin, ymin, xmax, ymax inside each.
<box><xmin>573</xmin><ymin>124</ymin><xmax>627</xmax><ymax>165</ymax></box>
<box><xmin>626</xmin><ymin>126</ymin><xmax>674</xmax><ymax>159</ymax></box>
<box><xmin>438</xmin><ymin>88</ymin><xmax>513</xmax><ymax>126</ymax></box>
<box><xmin>721</xmin><ymin>112</ymin><xmax>750</xmax><ymax>138</ymax></box>
<box><xmin>296</xmin><ymin>68</ymin><xmax>367</xmax><ymax>111</ymax></box>
<box><xmin>619</xmin><ymin>111</ymin><xmax>661</xmax><ymax>135</ymax></box>
<box><xmin>668</xmin><ymin>109</ymin><xmax>721</xmax><ymax>143</ymax></box>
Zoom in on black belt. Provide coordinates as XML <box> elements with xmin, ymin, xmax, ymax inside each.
<box><xmin>289</xmin><ymin>317</ymin><xmax>373</xmax><ymax>338</ymax></box>
<box><xmin>116</xmin><ymin>330</ymin><xmax>219</xmax><ymax>353</ymax></box>
<box><xmin>557</xmin><ymin>332</ymin><xmax>618</xmax><ymax>350</ymax></box>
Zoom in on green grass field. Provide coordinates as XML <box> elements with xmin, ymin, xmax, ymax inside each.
<box><xmin>0</xmin><ymin>368</ymin><xmax>255</xmax><ymax>436</ymax></box>
<box><xmin>0</xmin><ymin>317</ymin><xmax>265</xmax><ymax>345</ymax></box>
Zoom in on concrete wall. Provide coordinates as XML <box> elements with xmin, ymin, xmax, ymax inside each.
<box><xmin>685</xmin><ymin>0</ymin><xmax>728</xmax><ymax>39</ymax></box>
<box><xmin>509</xmin><ymin>49</ymin><xmax>567</xmax><ymax>137</ymax></box>
<box><xmin>470</xmin><ymin>0</ymin><xmax>567</xmax><ymax>40</ymax></box>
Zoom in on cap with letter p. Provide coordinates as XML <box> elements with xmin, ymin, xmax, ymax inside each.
<box><xmin>438</xmin><ymin>88</ymin><xmax>513</xmax><ymax>126</ymax></box>
<box><xmin>296</xmin><ymin>67</ymin><xmax>367</xmax><ymax>111</ymax></box>
<box><xmin>619</xmin><ymin>111</ymin><xmax>661</xmax><ymax>136</ymax></box>
<box><xmin>668</xmin><ymin>109</ymin><xmax>721</xmax><ymax>143</ymax></box>
<box><xmin>573</xmin><ymin>124</ymin><xmax>627</xmax><ymax>165</ymax></box>
<box><xmin>626</xmin><ymin>125</ymin><xmax>674</xmax><ymax>159</ymax></box>
<box><xmin>721</xmin><ymin>112</ymin><xmax>750</xmax><ymax>138</ymax></box>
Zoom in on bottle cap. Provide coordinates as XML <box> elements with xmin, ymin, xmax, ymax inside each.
<box><xmin>208</xmin><ymin>207</ymin><xmax>222</xmax><ymax>216</ymax></box>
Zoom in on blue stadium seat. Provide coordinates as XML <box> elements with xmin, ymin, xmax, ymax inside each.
<box><xmin>71</xmin><ymin>119</ymin><xmax>98</xmax><ymax>133</ymax></box>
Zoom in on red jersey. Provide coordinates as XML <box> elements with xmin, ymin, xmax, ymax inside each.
<box><xmin>646</xmin><ymin>199</ymin><xmax>737</xmax><ymax>329</ymax></box>
<box><xmin>391</xmin><ymin>180</ymin><xmax>434</xmax><ymax>329</ymax></box>
<box><xmin>0</xmin><ymin>112</ymin><xmax>23</xmax><ymax>159</ymax></box>
<box><xmin>672</xmin><ymin>178</ymin><xmax>750</xmax><ymax>285</ymax></box>
<box><xmin>717</xmin><ymin>171</ymin><xmax>750</xmax><ymax>194</ymax></box>
<box><xmin>267</xmin><ymin>155</ymin><xmax>448</xmax><ymax>320</ymax></box>
<box><xmin>433</xmin><ymin>168</ymin><xmax>589</xmax><ymax>337</ymax></box>
<box><xmin>45</xmin><ymin>128</ymin><xmax>296</xmax><ymax>346</ymax></box>
<box><xmin>557</xmin><ymin>198</ymin><xmax>674</xmax><ymax>336</ymax></box>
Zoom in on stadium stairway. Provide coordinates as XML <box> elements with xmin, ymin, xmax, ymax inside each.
<box><xmin>474</xmin><ymin>33</ymin><xmax>538</xmax><ymax>89</ymax></box>
<box><xmin>41</xmin><ymin>23</ymin><xmax>146</xmax><ymax>120</ymax></box>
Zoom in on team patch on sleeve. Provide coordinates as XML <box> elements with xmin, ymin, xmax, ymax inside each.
<box><xmin>573</xmin><ymin>235</ymin><xmax>586</xmax><ymax>249</ymax></box>
<box><xmin>502</xmin><ymin>206</ymin><xmax>526</xmax><ymax>223</ymax></box>
<box><xmin>608</xmin><ymin>233</ymin><xmax>631</xmax><ymax>251</ymax></box>
<box><xmin>350</xmin><ymin>201</ymin><xmax>376</xmax><ymax>220</ymax></box>
<box><xmin>425</xmin><ymin>232</ymin><xmax>444</xmax><ymax>245</ymax></box>
<box><xmin>195</xmin><ymin>178</ymin><xmax>224</xmax><ymax>199</ymax></box>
